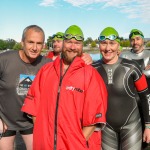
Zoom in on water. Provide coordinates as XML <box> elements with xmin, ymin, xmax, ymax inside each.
<box><xmin>90</xmin><ymin>53</ymin><xmax>102</xmax><ymax>62</ymax></box>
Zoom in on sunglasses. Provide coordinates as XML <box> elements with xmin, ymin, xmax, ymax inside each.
<box><xmin>52</xmin><ymin>34</ymin><xmax>63</xmax><ymax>39</ymax></box>
<box><xmin>98</xmin><ymin>35</ymin><xmax>118</xmax><ymax>41</ymax></box>
<box><xmin>129</xmin><ymin>31</ymin><xmax>144</xmax><ymax>39</ymax></box>
<box><xmin>64</xmin><ymin>34</ymin><xmax>84</xmax><ymax>41</ymax></box>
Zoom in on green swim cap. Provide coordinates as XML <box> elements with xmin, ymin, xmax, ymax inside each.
<box><xmin>99</xmin><ymin>27</ymin><xmax>120</xmax><ymax>43</ymax></box>
<box><xmin>64</xmin><ymin>25</ymin><xmax>84</xmax><ymax>41</ymax></box>
<box><xmin>52</xmin><ymin>32</ymin><xmax>64</xmax><ymax>40</ymax></box>
<box><xmin>129</xmin><ymin>29</ymin><xmax>144</xmax><ymax>39</ymax></box>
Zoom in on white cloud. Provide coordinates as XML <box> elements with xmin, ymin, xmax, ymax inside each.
<box><xmin>39</xmin><ymin>0</ymin><xmax>55</xmax><ymax>6</ymax></box>
<box><xmin>39</xmin><ymin>0</ymin><xmax>150</xmax><ymax>23</ymax></box>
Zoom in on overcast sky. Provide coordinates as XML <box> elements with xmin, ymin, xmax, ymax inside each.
<box><xmin>0</xmin><ymin>0</ymin><xmax>150</xmax><ymax>42</ymax></box>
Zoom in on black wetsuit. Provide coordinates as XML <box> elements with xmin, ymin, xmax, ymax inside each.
<box><xmin>120</xmin><ymin>49</ymin><xmax>150</xmax><ymax>89</ymax></box>
<box><xmin>93</xmin><ymin>58</ymin><xmax>150</xmax><ymax>150</ymax></box>
<box><xmin>120</xmin><ymin>49</ymin><xmax>150</xmax><ymax>149</ymax></box>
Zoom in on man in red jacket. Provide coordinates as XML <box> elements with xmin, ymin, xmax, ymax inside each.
<box><xmin>22</xmin><ymin>25</ymin><xmax>107</xmax><ymax>150</ymax></box>
<box><xmin>46</xmin><ymin>31</ymin><xmax>93</xmax><ymax>64</ymax></box>
<box><xmin>46</xmin><ymin>32</ymin><xmax>64</xmax><ymax>60</ymax></box>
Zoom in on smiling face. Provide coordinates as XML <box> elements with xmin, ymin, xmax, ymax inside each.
<box><xmin>99</xmin><ymin>39</ymin><xmax>120</xmax><ymax>64</ymax></box>
<box><xmin>52</xmin><ymin>39</ymin><xmax>63</xmax><ymax>54</ymax></box>
<box><xmin>21</xmin><ymin>29</ymin><xmax>44</xmax><ymax>63</ymax></box>
<box><xmin>130</xmin><ymin>36</ymin><xmax>144</xmax><ymax>53</ymax></box>
<box><xmin>62</xmin><ymin>38</ymin><xmax>83</xmax><ymax>65</ymax></box>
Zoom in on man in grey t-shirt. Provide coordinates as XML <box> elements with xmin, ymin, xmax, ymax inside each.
<box><xmin>0</xmin><ymin>25</ymin><xmax>51</xmax><ymax>150</ymax></box>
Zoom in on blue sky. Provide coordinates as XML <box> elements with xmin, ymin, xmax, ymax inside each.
<box><xmin>0</xmin><ymin>0</ymin><xmax>150</xmax><ymax>42</ymax></box>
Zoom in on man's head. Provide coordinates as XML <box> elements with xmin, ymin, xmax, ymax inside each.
<box><xmin>62</xmin><ymin>25</ymin><xmax>84</xmax><ymax>65</ymax></box>
<box><xmin>21</xmin><ymin>25</ymin><xmax>45</xmax><ymax>63</ymax></box>
<box><xmin>129</xmin><ymin>29</ymin><xmax>144</xmax><ymax>53</ymax></box>
<box><xmin>52</xmin><ymin>32</ymin><xmax>64</xmax><ymax>55</ymax></box>
<box><xmin>98</xmin><ymin>27</ymin><xmax>120</xmax><ymax>64</ymax></box>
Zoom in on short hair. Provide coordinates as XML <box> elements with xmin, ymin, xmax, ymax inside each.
<box><xmin>22</xmin><ymin>25</ymin><xmax>45</xmax><ymax>42</ymax></box>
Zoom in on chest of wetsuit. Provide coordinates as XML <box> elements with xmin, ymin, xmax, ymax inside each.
<box><xmin>93</xmin><ymin>58</ymin><xmax>150</xmax><ymax>131</ymax></box>
<box><xmin>120</xmin><ymin>49</ymin><xmax>150</xmax><ymax>88</ymax></box>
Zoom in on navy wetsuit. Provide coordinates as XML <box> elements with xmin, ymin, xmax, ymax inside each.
<box><xmin>93</xmin><ymin>58</ymin><xmax>150</xmax><ymax>150</ymax></box>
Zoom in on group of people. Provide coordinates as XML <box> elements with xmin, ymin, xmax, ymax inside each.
<box><xmin>0</xmin><ymin>24</ymin><xmax>149</xmax><ymax>150</ymax></box>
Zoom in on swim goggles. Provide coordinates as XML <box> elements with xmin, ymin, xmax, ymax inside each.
<box><xmin>64</xmin><ymin>34</ymin><xmax>84</xmax><ymax>41</ymax></box>
<box><xmin>129</xmin><ymin>31</ymin><xmax>144</xmax><ymax>39</ymax></box>
<box><xmin>98</xmin><ymin>35</ymin><xmax>119</xmax><ymax>41</ymax></box>
<box><xmin>52</xmin><ymin>34</ymin><xmax>63</xmax><ymax>39</ymax></box>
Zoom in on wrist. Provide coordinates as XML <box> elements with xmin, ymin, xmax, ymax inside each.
<box><xmin>145</xmin><ymin>124</ymin><xmax>150</xmax><ymax>129</ymax></box>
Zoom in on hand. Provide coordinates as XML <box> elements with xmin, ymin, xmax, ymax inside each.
<box><xmin>81</xmin><ymin>53</ymin><xmax>93</xmax><ymax>65</ymax></box>
<box><xmin>0</xmin><ymin>118</ymin><xmax>7</xmax><ymax>133</ymax></box>
<box><xmin>145</xmin><ymin>65</ymin><xmax>150</xmax><ymax>70</ymax></box>
<box><xmin>143</xmin><ymin>128</ymin><xmax>150</xmax><ymax>143</ymax></box>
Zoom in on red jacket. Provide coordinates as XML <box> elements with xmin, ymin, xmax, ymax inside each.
<box><xmin>46</xmin><ymin>51</ymin><xmax>54</xmax><ymax>59</ymax></box>
<box><xmin>22</xmin><ymin>56</ymin><xmax>107</xmax><ymax>150</ymax></box>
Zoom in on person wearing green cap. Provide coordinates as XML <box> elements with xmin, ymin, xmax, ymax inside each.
<box><xmin>120</xmin><ymin>29</ymin><xmax>150</xmax><ymax>149</ymax></box>
<box><xmin>120</xmin><ymin>29</ymin><xmax>150</xmax><ymax>88</ymax></box>
<box><xmin>93</xmin><ymin>27</ymin><xmax>150</xmax><ymax>150</ymax></box>
<box><xmin>46</xmin><ymin>32</ymin><xmax>64</xmax><ymax>60</ymax></box>
<box><xmin>21</xmin><ymin>25</ymin><xmax>108</xmax><ymax>149</ymax></box>
<box><xmin>46</xmin><ymin>31</ymin><xmax>93</xmax><ymax>64</ymax></box>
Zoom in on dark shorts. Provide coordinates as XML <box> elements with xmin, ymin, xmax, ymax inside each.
<box><xmin>2</xmin><ymin>127</ymin><xmax>33</xmax><ymax>137</ymax></box>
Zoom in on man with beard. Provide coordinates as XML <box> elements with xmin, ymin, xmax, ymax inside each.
<box><xmin>46</xmin><ymin>31</ymin><xmax>93</xmax><ymax>64</ymax></box>
<box><xmin>120</xmin><ymin>29</ymin><xmax>150</xmax><ymax>88</ymax></box>
<box><xmin>120</xmin><ymin>29</ymin><xmax>150</xmax><ymax>149</ymax></box>
<box><xmin>21</xmin><ymin>25</ymin><xmax>108</xmax><ymax>150</ymax></box>
<box><xmin>46</xmin><ymin>32</ymin><xmax>64</xmax><ymax>60</ymax></box>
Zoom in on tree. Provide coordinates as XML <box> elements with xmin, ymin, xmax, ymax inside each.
<box><xmin>0</xmin><ymin>39</ymin><xmax>7</xmax><ymax>50</ymax></box>
<box><xmin>6</xmin><ymin>39</ymin><xmax>16</xmax><ymax>49</ymax></box>
<box><xmin>146</xmin><ymin>41</ymin><xmax>150</xmax><ymax>48</ymax></box>
<box><xmin>13</xmin><ymin>43</ymin><xmax>22</xmax><ymax>50</ymax></box>
<box><xmin>46</xmin><ymin>36</ymin><xmax>53</xmax><ymax>50</ymax></box>
<box><xmin>84</xmin><ymin>37</ymin><xmax>93</xmax><ymax>46</ymax></box>
<box><xmin>91</xmin><ymin>41</ymin><xmax>97</xmax><ymax>48</ymax></box>
<box><xmin>120</xmin><ymin>40</ymin><xmax>130</xmax><ymax>47</ymax></box>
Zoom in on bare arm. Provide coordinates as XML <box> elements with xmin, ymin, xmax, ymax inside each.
<box><xmin>0</xmin><ymin>118</ymin><xmax>7</xmax><ymax>133</ymax></box>
<box><xmin>82</xmin><ymin>125</ymin><xmax>96</xmax><ymax>140</ymax></box>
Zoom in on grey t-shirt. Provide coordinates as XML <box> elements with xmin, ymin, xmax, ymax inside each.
<box><xmin>0</xmin><ymin>50</ymin><xmax>51</xmax><ymax>130</ymax></box>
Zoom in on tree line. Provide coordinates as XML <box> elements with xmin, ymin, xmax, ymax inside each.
<box><xmin>0</xmin><ymin>37</ymin><xmax>150</xmax><ymax>51</ymax></box>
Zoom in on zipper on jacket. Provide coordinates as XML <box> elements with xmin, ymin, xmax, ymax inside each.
<box><xmin>53</xmin><ymin>60</ymin><xmax>71</xmax><ymax>150</ymax></box>
<box><xmin>86</xmin><ymin>141</ymin><xmax>89</xmax><ymax>148</ymax></box>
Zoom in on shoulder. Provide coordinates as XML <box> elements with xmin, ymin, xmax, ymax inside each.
<box><xmin>0</xmin><ymin>50</ymin><xmax>18</xmax><ymax>57</ymax></box>
<box><xmin>92</xmin><ymin>59</ymin><xmax>103</xmax><ymax>68</ymax></box>
<box><xmin>121</xmin><ymin>58</ymin><xmax>141</xmax><ymax>70</ymax></box>
<box><xmin>144</xmin><ymin>49</ymin><xmax>150</xmax><ymax>54</ymax></box>
<box><xmin>33</xmin><ymin>55</ymin><xmax>52</xmax><ymax>67</ymax></box>
<box><xmin>0</xmin><ymin>50</ymin><xmax>18</xmax><ymax>62</ymax></box>
<box><xmin>40</xmin><ymin>55</ymin><xmax>52</xmax><ymax>63</ymax></box>
<box><xmin>40</xmin><ymin>61</ymin><xmax>54</xmax><ymax>71</ymax></box>
<box><xmin>120</xmin><ymin>50</ymin><xmax>133</xmax><ymax>59</ymax></box>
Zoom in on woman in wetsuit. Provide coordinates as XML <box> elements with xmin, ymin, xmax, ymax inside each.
<box><xmin>93</xmin><ymin>27</ymin><xmax>150</xmax><ymax>150</ymax></box>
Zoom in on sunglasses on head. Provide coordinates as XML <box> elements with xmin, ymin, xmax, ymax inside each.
<box><xmin>98</xmin><ymin>35</ymin><xmax>118</xmax><ymax>41</ymax></box>
<box><xmin>129</xmin><ymin>31</ymin><xmax>144</xmax><ymax>39</ymax></box>
<box><xmin>52</xmin><ymin>34</ymin><xmax>63</xmax><ymax>39</ymax></box>
<box><xmin>64</xmin><ymin>34</ymin><xmax>84</xmax><ymax>41</ymax></box>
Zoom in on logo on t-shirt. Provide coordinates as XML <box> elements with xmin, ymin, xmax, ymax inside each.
<box><xmin>17</xmin><ymin>74</ymin><xmax>35</xmax><ymax>95</ymax></box>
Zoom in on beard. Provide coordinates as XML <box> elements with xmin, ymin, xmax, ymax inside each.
<box><xmin>61</xmin><ymin>50</ymin><xmax>82</xmax><ymax>65</ymax></box>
